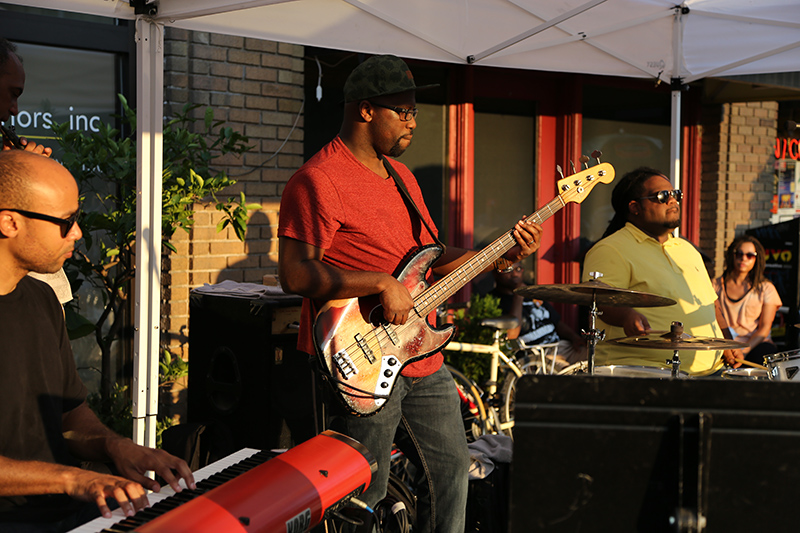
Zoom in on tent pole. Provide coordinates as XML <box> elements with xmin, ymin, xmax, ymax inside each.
<box><xmin>132</xmin><ymin>17</ymin><xmax>164</xmax><ymax>451</ymax></box>
<box><xmin>669</xmin><ymin>4</ymin><xmax>686</xmax><ymax>238</ymax></box>
<box><xmin>670</xmin><ymin>88</ymin><xmax>681</xmax><ymax>199</ymax></box>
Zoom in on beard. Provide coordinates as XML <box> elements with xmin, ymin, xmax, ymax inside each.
<box><xmin>663</xmin><ymin>215</ymin><xmax>681</xmax><ymax>230</ymax></box>
<box><xmin>387</xmin><ymin>137</ymin><xmax>409</xmax><ymax>158</ymax></box>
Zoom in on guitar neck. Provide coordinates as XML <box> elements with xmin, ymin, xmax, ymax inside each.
<box><xmin>414</xmin><ymin>195</ymin><xmax>566</xmax><ymax>315</ymax></box>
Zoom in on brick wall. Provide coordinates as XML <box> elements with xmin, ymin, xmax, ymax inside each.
<box><xmin>159</xmin><ymin>29</ymin><xmax>305</xmax><ymax>417</ymax></box>
<box><xmin>700</xmin><ymin>101</ymin><xmax>778</xmax><ymax>278</ymax></box>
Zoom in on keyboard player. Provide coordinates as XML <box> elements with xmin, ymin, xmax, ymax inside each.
<box><xmin>0</xmin><ymin>150</ymin><xmax>195</xmax><ymax>532</ymax></box>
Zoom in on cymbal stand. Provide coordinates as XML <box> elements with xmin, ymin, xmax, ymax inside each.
<box><xmin>667</xmin><ymin>351</ymin><xmax>682</xmax><ymax>378</ymax></box>
<box><xmin>582</xmin><ymin>290</ymin><xmax>605</xmax><ymax>375</ymax></box>
<box><xmin>666</xmin><ymin>322</ymin><xmax>684</xmax><ymax>378</ymax></box>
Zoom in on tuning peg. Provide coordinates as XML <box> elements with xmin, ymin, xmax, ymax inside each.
<box><xmin>570</xmin><ymin>160</ymin><xmax>576</xmax><ymax>174</ymax></box>
<box><xmin>591</xmin><ymin>150</ymin><xmax>602</xmax><ymax>164</ymax></box>
<box><xmin>579</xmin><ymin>155</ymin><xmax>590</xmax><ymax>169</ymax></box>
<box><xmin>556</xmin><ymin>164</ymin><xmax>564</xmax><ymax>179</ymax></box>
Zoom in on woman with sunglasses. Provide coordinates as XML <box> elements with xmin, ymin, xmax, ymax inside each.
<box><xmin>713</xmin><ymin>235</ymin><xmax>782</xmax><ymax>364</ymax></box>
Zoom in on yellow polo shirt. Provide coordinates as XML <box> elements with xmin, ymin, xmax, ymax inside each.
<box><xmin>582</xmin><ymin>223</ymin><xmax>723</xmax><ymax>375</ymax></box>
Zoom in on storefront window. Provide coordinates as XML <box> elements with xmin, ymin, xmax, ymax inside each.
<box><xmin>395</xmin><ymin>102</ymin><xmax>447</xmax><ymax>237</ymax></box>
<box><xmin>11</xmin><ymin>42</ymin><xmax>117</xmax><ymax>156</ymax></box>
<box><xmin>474</xmin><ymin>108</ymin><xmax>535</xmax><ymax>249</ymax></box>
<box><xmin>580</xmin><ymin>85</ymin><xmax>671</xmax><ymax>251</ymax></box>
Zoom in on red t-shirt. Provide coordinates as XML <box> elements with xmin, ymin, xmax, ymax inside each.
<box><xmin>278</xmin><ymin>137</ymin><xmax>443</xmax><ymax>376</ymax></box>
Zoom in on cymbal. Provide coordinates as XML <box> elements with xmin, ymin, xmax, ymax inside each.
<box><xmin>606</xmin><ymin>330</ymin><xmax>748</xmax><ymax>351</ymax></box>
<box><xmin>514</xmin><ymin>280</ymin><xmax>677</xmax><ymax>308</ymax></box>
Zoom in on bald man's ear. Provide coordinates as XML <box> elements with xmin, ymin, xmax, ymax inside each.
<box><xmin>0</xmin><ymin>211</ymin><xmax>19</xmax><ymax>238</ymax></box>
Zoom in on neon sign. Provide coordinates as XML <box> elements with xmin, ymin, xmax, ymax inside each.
<box><xmin>776</xmin><ymin>138</ymin><xmax>800</xmax><ymax>160</ymax></box>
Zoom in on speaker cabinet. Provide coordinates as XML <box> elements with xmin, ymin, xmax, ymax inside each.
<box><xmin>188</xmin><ymin>290</ymin><xmax>312</xmax><ymax>450</ymax></box>
<box><xmin>510</xmin><ymin>375</ymin><xmax>800</xmax><ymax>532</ymax></box>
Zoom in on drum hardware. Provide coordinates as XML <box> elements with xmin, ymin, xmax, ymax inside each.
<box><xmin>764</xmin><ymin>349</ymin><xmax>800</xmax><ymax>381</ymax></box>
<box><xmin>515</xmin><ymin>271</ymin><xmax>677</xmax><ymax>375</ymax></box>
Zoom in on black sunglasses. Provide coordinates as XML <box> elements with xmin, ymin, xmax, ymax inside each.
<box><xmin>734</xmin><ymin>251</ymin><xmax>757</xmax><ymax>260</ymax></box>
<box><xmin>636</xmin><ymin>189</ymin><xmax>683</xmax><ymax>204</ymax></box>
<box><xmin>1</xmin><ymin>207</ymin><xmax>81</xmax><ymax>238</ymax></box>
<box><xmin>369</xmin><ymin>102</ymin><xmax>419</xmax><ymax>122</ymax></box>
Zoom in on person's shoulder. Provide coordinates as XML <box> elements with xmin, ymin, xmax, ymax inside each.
<box><xmin>586</xmin><ymin>229</ymin><xmax>629</xmax><ymax>255</ymax></box>
<box><xmin>20</xmin><ymin>275</ymin><xmax>60</xmax><ymax>303</ymax></box>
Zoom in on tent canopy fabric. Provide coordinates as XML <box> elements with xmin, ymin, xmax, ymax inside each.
<box><xmin>10</xmin><ymin>0</ymin><xmax>800</xmax><ymax>82</ymax></box>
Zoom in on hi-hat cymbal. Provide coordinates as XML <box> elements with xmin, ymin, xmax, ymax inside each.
<box><xmin>514</xmin><ymin>280</ymin><xmax>676</xmax><ymax>308</ymax></box>
<box><xmin>606</xmin><ymin>330</ymin><xmax>748</xmax><ymax>351</ymax></box>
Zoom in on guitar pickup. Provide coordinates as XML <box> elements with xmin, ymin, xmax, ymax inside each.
<box><xmin>382</xmin><ymin>323</ymin><xmax>399</xmax><ymax>345</ymax></box>
<box><xmin>354</xmin><ymin>333</ymin><xmax>375</xmax><ymax>364</ymax></box>
<box><xmin>332</xmin><ymin>349</ymin><xmax>358</xmax><ymax>379</ymax></box>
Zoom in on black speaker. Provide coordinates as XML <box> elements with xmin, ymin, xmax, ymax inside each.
<box><xmin>510</xmin><ymin>375</ymin><xmax>800</xmax><ymax>532</ymax></box>
<box><xmin>188</xmin><ymin>290</ymin><xmax>314</xmax><ymax>450</ymax></box>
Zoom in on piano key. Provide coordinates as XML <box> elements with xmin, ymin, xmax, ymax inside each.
<box><xmin>67</xmin><ymin>448</ymin><xmax>262</xmax><ymax>533</ymax></box>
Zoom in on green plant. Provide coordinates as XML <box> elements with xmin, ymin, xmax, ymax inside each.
<box><xmin>54</xmin><ymin>94</ymin><xmax>259</xmax><ymax>400</ymax></box>
<box><xmin>87</xmin><ymin>349</ymin><xmax>187</xmax><ymax>448</ymax></box>
<box><xmin>443</xmin><ymin>293</ymin><xmax>504</xmax><ymax>385</ymax></box>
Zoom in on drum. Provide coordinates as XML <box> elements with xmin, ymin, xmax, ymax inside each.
<box><xmin>765</xmin><ymin>349</ymin><xmax>800</xmax><ymax>381</ymax></box>
<box><xmin>721</xmin><ymin>367</ymin><xmax>770</xmax><ymax>380</ymax></box>
<box><xmin>558</xmin><ymin>362</ymin><xmax>686</xmax><ymax>378</ymax></box>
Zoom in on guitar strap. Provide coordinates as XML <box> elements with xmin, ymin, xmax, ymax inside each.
<box><xmin>381</xmin><ymin>156</ymin><xmax>446</xmax><ymax>253</ymax></box>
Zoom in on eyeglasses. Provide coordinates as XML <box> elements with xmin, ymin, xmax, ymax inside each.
<box><xmin>636</xmin><ymin>189</ymin><xmax>683</xmax><ymax>204</ymax></box>
<box><xmin>734</xmin><ymin>251</ymin><xmax>757</xmax><ymax>260</ymax></box>
<box><xmin>0</xmin><ymin>207</ymin><xmax>81</xmax><ymax>238</ymax></box>
<box><xmin>370</xmin><ymin>102</ymin><xmax>418</xmax><ymax>122</ymax></box>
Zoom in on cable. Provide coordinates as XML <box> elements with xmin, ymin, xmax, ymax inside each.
<box><xmin>315</xmin><ymin>55</ymin><xmax>323</xmax><ymax>102</ymax></box>
<box><xmin>224</xmin><ymin>94</ymin><xmax>305</xmax><ymax>178</ymax></box>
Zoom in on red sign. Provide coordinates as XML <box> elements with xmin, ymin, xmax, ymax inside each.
<box><xmin>776</xmin><ymin>138</ymin><xmax>800</xmax><ymax>160</ymax></box>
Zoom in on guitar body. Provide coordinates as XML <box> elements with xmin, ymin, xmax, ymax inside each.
<box><xmin>314</xmin><ymin>245</ymin><xmax>455</xmax><ymax>416</ymax></box>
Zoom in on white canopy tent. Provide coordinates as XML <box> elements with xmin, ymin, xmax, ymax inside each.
<box><xmin>7</xmin><ymin>0</ymin><xmax>800</xmax><ymax>446</ymax></box>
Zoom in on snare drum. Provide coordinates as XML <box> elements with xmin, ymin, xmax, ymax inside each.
<box><xmin>765</xmin><ymin>349</ymin><xmax>800</xmax><ymax>381</ymax></box>
<box><xmin>595</xmin><ymin>365</ymin><xmax>686</xmax><ymax>378</ymax></box>
<box><xmin>557</xmin><ymin>363</ymin><xmax>686</xmax><ymax>378</ymax></box>
<box><xmin>721</xmin><ymin>367</ymin><xmax>769</xmax><ymax>380</ymax></box>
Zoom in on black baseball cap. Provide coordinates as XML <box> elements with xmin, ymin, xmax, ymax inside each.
<box><xmin>343</xmin><ymin>54</ymin><xmax>438</xmax><ymax>103</ymax></box>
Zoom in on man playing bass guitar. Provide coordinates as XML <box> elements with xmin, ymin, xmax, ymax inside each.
<box><xmin>278</xmin><ymin>54</ymin><xmax>541</xmax><ymax>533</ymax></box>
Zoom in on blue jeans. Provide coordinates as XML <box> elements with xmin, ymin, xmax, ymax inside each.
<box><xmin>335</xmin><ymin>364</ymin><xmax>469</xmax><ymax>533</ymax></box>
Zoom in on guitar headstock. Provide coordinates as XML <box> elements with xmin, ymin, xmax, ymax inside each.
<box><xmin>556</xmin><ymin>163</ymin><xmax>615</xmax><ymax>205</ymax></box>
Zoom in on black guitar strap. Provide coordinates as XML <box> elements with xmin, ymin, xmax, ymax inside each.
<box><xmin>381</xmin><ymin>156</ymin><xmax>446</xmax><ymax>253</ymax></box>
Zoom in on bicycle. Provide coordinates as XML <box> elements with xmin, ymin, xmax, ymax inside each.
<box><xmin>444</xmin><ymin>316</ymin><xmax>560</xmax><ymax>439</ymax></box>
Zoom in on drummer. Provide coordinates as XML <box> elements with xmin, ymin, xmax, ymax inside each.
<box><xmin>582</xmin><ymin>167</ymin><xmax>743</xmax><ymax>375</ymax></box>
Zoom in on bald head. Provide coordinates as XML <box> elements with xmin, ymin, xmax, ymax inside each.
<box><xmin>0</xmin><ymin>150</ymin><xmax>75</xmax><ymax>210</ymax></box>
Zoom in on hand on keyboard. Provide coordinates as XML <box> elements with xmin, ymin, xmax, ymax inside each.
<box><xmin>106</xmin><ymin>437</ymin><xmax>196</xmax><ymax>495</ymax></box>
<box><xmin>65</xmin><ymin>467</ymin><xmax>150</xmax><ymax>519</ymax></box>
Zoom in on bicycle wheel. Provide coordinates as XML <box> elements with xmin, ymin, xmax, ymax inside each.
<box><xmin>446</xmin><ymin>364</ymin><xmax>492</xmax><ymax>442</ymax></box>
<box><xmin>499</xmin><ymin>356</ymin><xmax>540</xmax><ymax>437</ymax></box>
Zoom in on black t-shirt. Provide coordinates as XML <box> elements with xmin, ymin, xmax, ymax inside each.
<box><xmin>493</xmin><ymin>291</ymin><xmax>562</xmax><ymax>345</ymax></box>
<box><xmin>0</xmin><ymin>276</ymin><xmax>89</xmax><ymax>523</ymax></box>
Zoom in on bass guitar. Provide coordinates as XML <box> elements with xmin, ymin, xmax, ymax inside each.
<box><xmin>314</xmin><ymin>163</ymin><xmax>615</xmax><ymax>416</ymax></box>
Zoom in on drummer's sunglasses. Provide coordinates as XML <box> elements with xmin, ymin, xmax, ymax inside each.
<box><xmin>637</xmin><ymin>189</ymin><xmax>683</xmax><ymax>204</ymax></box>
